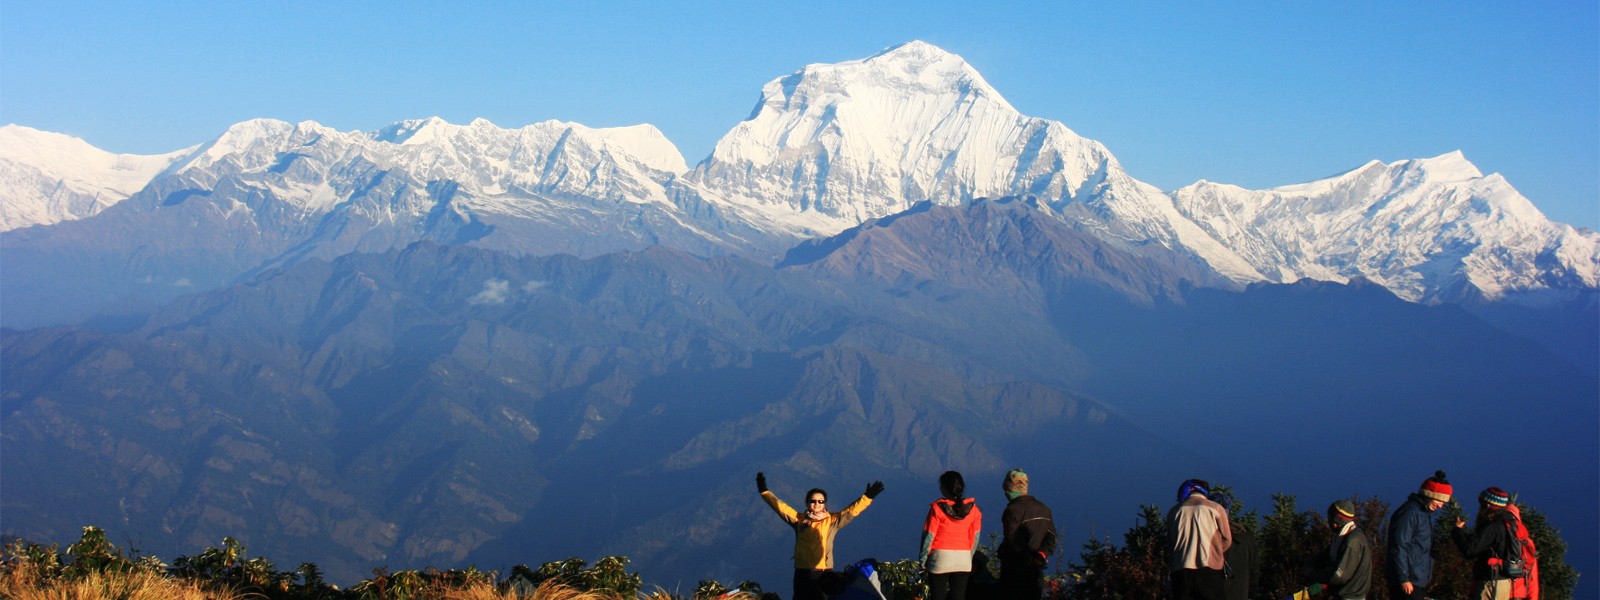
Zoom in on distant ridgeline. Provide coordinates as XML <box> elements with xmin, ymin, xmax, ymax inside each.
<box><xmin>1</xmin><ymin>41</ymin><xmax>1595</xmax><ymax>594</ymax></box>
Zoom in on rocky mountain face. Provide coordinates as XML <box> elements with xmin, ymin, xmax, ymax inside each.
<box><xmin>3</xmin><ymin>206</ymin><xmax>1596</xmax><ymax>587</ymax></box>
<box><xmin>0</xmin><ymin>236</ymin><xmax>1197</xmax><ymax>586</ymax></box>
<box><xmin>2</xmin><ymin>42</ymin><xmax>1596</xmax><ymax>329</ymax></box>
<box><xmin>2</xmin><ymin>40</ymin><xmax>1598</xmax><ymax>587</ymax></box>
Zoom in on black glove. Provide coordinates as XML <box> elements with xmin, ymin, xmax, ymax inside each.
<box><xmin>864</xmin><ymin>481</ymin><xmax>884</xmax><ymax>499</ymax></box>
<box><xmin>756</xmin><ymin>472</ymin><xmax>768</xmax><ymax>493</ymax></box>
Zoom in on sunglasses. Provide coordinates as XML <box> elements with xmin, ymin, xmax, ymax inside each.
<box><xmin>808</xmin><ymin>499</ymin><xmax>826</xmax><ymax>504</ymax></box>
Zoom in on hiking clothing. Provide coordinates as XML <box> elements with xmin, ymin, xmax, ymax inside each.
<box><xmin>1387</xmin><ymin>494</ymin><xmax>1438</xmax><ymax>589</ymax></box>
<box><xmin>762</xmin><ymin>490</ymin><xmax>873</xmax><ymax>570</ymax></box>
<box><xmin>1170</xmin><ymin>567</ymin><xmax>1226</xmax><ymax>600</ymax></box>
<box><xmin>1387</xmin><ymin>582</ymin><xmax>1427</xmax><ymax>600</ymax></box>
<box><xmin>999</xmin><ymin>494</ymin><xmax>1055</xmax><ymax>600</ymax></box>
<box><xmin>928</xmin><ymin>571</ymin><xmax>970</xmax><ymax>600</ymax></box>
<box><xmin>1453</xmin><ymin>510</ymin><xmax>1517</xmax><ymax>583</ymax></box>
<box><xmin>1000</xmin><ymin>563</ymin><xmax>1044</xmax><ymax>600</ymax></box>
<box><xmin>1167</xmin><ymin>494</ymin><xmax>1232</xmax><ymax>572</ymax></box>
<box><xmin>1222</xmin><ymin>526</ymin><xmax>1259</xmax><ymax>600</ymax></box>
<box><xmin>1314</xmin><ymin>522</ymin><xmax>1372</xmax><ymax>600</ymax></box>
<box><xmin>1473</xmin><ymin>578</ymin><xmax>1512</xmax><ymax>600</ymax></box>
<box><xmin>793</xmin><ymin>569</ymin><xmax>829</xmax><ymax>600</ymax></box>
<box><xmin>999</xmin><ymin>495</ymin><xmax>1056</xmax><ymax>568</ymax></box>
<box><xmin>921</xmin><ymin>497</ymin><xmax>982</xmax><ymax>574</ymax></box>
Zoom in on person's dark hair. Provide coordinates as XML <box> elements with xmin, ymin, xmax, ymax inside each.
<box><xmin>939</xmin><ymin>471</ymin><xmax>965</xmax><ymax>500</ymax></box>
<box><xmin>806</xmin><ymin>488</ymin><xmax>828</xmax><ymax>502</ymax></box>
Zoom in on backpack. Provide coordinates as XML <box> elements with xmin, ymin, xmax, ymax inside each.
<box><xmin>1497</xmin><ymin>504</ymin><xmax>1539</xmax><ymax>600</ymax></box>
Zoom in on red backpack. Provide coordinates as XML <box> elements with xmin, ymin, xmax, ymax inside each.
<box><xmin>1498</xmin><ymin>504</ymin><xmax>1539</xmax><ymax>600</ymax></box>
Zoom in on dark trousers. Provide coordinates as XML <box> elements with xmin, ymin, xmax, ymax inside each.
<box><xmin>1170</xmin><ymin>568</ymin><xmax>1225</xmax><ymax>600</ymax></box>
<box><xmin>1000</xmin><ymin>565</ymin><xmax>1043</xmax><ymax>600</ymax></box>
<box><xmin>794</xmin><ymin>569</ymin><xmax>828</xmax><ymax>600</ymax></box>
<box><xmin>929</xmin><ymin>571</ymin><xmax>972</xmax><ymax>600</ymax></box>
<box><xmin>1387</xmin><ymin>581</ymin><xmax>1428</xmax><ymax>600</ymax></box>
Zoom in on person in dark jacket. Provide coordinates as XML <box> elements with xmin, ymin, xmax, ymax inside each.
<box><xmin>921</xmin><ymin>471</ymin><xmax>982</xmax><ymax>600</ymax></box>
<box><xmin>1221</xmin><ymin>517</ymin><xmax>1259</xmax><ymax>600</ymax></box>
<box><xmin>1312</xmin><ymin>500</ymin><xmax>1372</xmax><ymax>600</ymax></box>
<box><xmin>1386</xmin><ymin>471</ymin><xmax>1452</xmax><ymax>600</ymax></box>
<box><xmin>1453</xmin><ymin>487</ymin><xmax>1518</xmax><ymax>600</ymax></box>
<box><xmin>998</xmin><ymin>469</ymin><xmax>1056</xmax><ymax>600</ymax></box>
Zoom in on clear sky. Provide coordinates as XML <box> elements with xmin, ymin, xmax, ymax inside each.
<box><xmin>4</xmin><ymin>1</ymin><xmax>1596</xmax><ymax>229</ymax></box>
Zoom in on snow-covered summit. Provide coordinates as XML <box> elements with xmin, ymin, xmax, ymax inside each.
<box><xmin>3</xmin><ymin>42</ymin><xmax>1593</xmax><ymax>306</ymax></box>
<box><xmin>0</xmin><ymin>124</ymin><xmax>193</xmax><ymax>231</ymax></box>
<box><xmin>1173</xmin><ymin>151</ymin><xmax>1600</xmax><ymax>302</ymax></box>
<box><xmin>680</xmin><ymin>40</ymin><xmax>1262</xmax><ymax>280</ymax></box>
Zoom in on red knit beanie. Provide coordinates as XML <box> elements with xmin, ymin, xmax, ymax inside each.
<box><xmin>1419</xmin><ymin>470</ymin><xmax>1452</xmax><ymax>503</ymax></box>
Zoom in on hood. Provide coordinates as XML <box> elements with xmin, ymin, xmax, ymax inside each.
<box><xmin>937</xmin><ymin>497</ymin><xmax>976</xmax><ymax>520</ymax></box>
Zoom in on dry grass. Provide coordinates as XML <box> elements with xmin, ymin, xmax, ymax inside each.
<box><xmin>0</xmin><ymin>568</ymin><xmax>715</xmax><ymax>600</ymax></box>
<box><xmin>0</xmin><ymin>567</ymin><xmax>241</xmax><ymax>600</ymax></box>
<box><xmin>439</xmin><ymin>579</ymin><xmax>635</xmax><ymax>600</ymax></box>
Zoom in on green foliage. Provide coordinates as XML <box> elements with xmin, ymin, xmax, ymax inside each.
<box><xmin>172</xmin><ymin>535</ymin><xmax>293</xmax><ymax>593</ymax></box>
<box><xmin>1256</xmin><ymin>493</ymin><xmax>1318</xmax><ymax>599</ymax></box>
<box><xmin>1063</xmin><ymin>504</ymin><xmax>1167</xmax><ymax>600</ymax></box>
<box><xmin>515</xmin><ymin>555</ymin><xmax>642</xmax><ymax>598</ymax></box>
<box><xmin>1428</xmin><ymin>500</ymin><xmax>1473</xmax><ymax>600</ymax></box>
<box><xmin>62</xmin><ymin>525</ymin><xmax>148</xmax><ymax>579</ymax></box>
<box><xmin>348</xmin><ymin>565</ymin><xmax>497</xmax><ymax>599</ymax></box>
<box><xmin>875</xmin><ymin>558</ymin><xmax>927</xmax><ymax>600</ymax></box>
<box><xmin>1</xmin><ymin>537</ymin><xmax>63</xmax><ymax>583</ymax></box>
<box><xmin>693</xmin><ymin>578</ymin><xmax>763</xmax><ymax>600</ymax></box>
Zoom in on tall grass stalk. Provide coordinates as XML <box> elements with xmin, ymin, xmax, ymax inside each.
<box><xmin>0</xmin><ymin>567</ymin><xmax>239</xmax><ymax>600</ymax></box>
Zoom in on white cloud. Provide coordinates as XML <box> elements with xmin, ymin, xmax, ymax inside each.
<box><xmin>470</xmin><ymin>279</ymin><xmax>511</xmax><ymax>305</ymax></box>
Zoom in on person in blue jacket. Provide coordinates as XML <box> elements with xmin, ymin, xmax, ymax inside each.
<box><xmin>1386</xmin><ymin>471</ymin><xmax>1452</xmax><ymax>600</ymax></box>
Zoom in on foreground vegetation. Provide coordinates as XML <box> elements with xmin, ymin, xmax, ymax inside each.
<box><xmin>0</xmin><ymin>490</ymin><xmax>1578</xmax><ymax>600</ymax></box>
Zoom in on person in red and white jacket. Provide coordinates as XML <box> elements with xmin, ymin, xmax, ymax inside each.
<box><xmin>920</xmin><ymin>471</ymin><xmax>983</xmax><ymax>600</ymax></box>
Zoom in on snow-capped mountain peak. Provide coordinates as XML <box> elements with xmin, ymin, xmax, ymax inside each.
<box><xmin>1173</xmin><ymin>151</ymin><xmax>1599</xmax><ymax>302</ymax></box>
<box><xmin>373</xmin><ymin>116</ymin><xmax>453</xmax><ymax>146</ymax></box>
<box><xmin>686</xmin><ymin>41</ymin><xmax>1109</xmax><ymax>225</ymax></box>
<box><xmin>0</xmin><ymin>124</ymin><xmax>193</xmax><ymax>230</ymax></box>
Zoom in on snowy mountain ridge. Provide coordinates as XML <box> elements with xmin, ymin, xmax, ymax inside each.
<box><xmin>0</xmin><ymin>125</ymin><xmax>194</xmax><ymax>230</ymax></box>
<box><xmin>1173</xmin><ymin>150</ymin><xmax>1599</xmax><ymax>303</ymax></box>
<box><xmin>2</xmin><ymin>40</ymin><xmax>1595</xmax><ymax>306</ymax></box>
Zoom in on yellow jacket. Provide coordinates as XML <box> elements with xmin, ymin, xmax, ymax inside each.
<box><xmin>761</xmin><ymin>490</ymin><xmax>873</xmax><ymax>569</ymax></box>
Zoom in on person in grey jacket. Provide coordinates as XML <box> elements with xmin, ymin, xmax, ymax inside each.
<box><xmin>1313</xmin><ymin>500</ymin><xmax>1372</xmax><ymax>599</ymax></box>
<box><xmin>1386</xmin><ymin>471</ymin><xmax>1452</xmax><ymax>600</ymax></box>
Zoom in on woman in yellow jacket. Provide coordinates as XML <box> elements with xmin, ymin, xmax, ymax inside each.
<box><xmin>757</xmin><ymin>472</ymin><xmax>885</xmax><ymax>600</ymax></box>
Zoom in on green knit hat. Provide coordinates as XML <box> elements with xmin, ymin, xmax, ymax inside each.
<box><xmin>1003</xmin><ymin>469</ymin><xmax>1029</xmax><ymax>499</ymax></box>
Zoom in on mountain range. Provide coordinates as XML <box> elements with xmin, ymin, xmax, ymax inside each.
<box><xmin>3</xmin><ymin>41</ymin><xmax>1596</xmax><ymax>329</ymax></box>
<box><xmin>2</xmin><ymin>41</ymin><xmax>1596</xmax><ymax>587</ymax></box>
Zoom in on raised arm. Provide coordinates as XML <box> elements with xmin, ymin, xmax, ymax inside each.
<box><xmin>836</xmin><ymin>481</ymin><xmax>882</xmax><ymax>528</ymax></box>
<box><xmin>757</xmin><ymin>472</ymin><xmax>800</xmax><ymax>524</ymax></box>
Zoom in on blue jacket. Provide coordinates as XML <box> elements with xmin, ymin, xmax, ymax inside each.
<box><xmin>1386</xmin><ymin>494</ymin><xmax>1437</xmax><ymax>587</ymax></box>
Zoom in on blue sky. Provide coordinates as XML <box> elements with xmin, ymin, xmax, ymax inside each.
<box><xmin>4</xmin><ymin>2</ymin><xmax>1596</xmax><ymax>228</ymax></box>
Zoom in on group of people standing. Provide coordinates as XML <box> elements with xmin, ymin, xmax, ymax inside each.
<box><xmin>756</xmin><ymin>469</ymin><xmax>1056</xmax><ymax>600</ymax></box>
<box><xmin>757</xmin><ymin>469</ymin><xmax>1537</xmax><ymax>600</ymax></box>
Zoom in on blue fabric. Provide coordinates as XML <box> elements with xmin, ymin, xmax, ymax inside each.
<box><xmin>1175</xmin><ymin>479</ymin><xmax>1209</xmax><ymax>502</ymax></box>
<box><xmin>1385</xmin><ymin>495</ymin><xmax>1436</xmax><ymax>588</ymax></box>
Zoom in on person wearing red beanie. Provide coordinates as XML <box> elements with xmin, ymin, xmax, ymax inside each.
<box><xmin>1387</xmin><ymin>471</ymin><xmax>1453</xmax><ymax>600</ymax></box>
